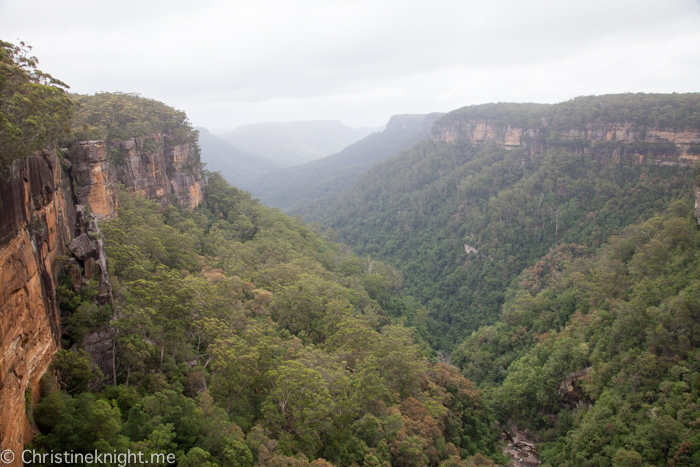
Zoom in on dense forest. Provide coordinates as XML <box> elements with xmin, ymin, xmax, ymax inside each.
<box><xmin>38</xmin><ymin>178</ymin><xmax>504</xmax><ymax>466</ymax></box>
<box><xmin>311</xmin><ymin>95</ymin><xmax>700</xmax><ymax>350</ymax></box>
<box><xmin>453</xmin><ymin>202</ymin><xmax>700</xmax><ymax>465</ymax></box>
<box><xmin>305</xmin><ymin>94</ymin><xmax>700</xmax><ymax>465</ymax></box>
<box><xmin>0</xmin><ymin>40</ymin><xmax>505</xmax><ymax>466</ymax></box>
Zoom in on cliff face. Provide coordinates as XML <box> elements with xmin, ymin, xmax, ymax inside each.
<box><xmin>66</xmin><ymin>135</ymin><xmax>204</xmax><ymax>221</ymax></box>
<box><xmin>0</xmin><ymin>133</ymin><xmax>203</xmax><ymax>462</ymax></box>
<box><xmin>0</xmin><ymin>151</ymin><xmax>69</xmax><ymax>461</ymax></box>
<box><xmin>432</xmin><ymin>120</ymin><xmax>700</xmax><ymax>164</ymax></box>
<box><xmin>111</xmin><ymin>135</ymin><xmax>204</xmax><ymax>210</ymax></box>
<box><xmin>70</xmin><ymin>141</ymin><xmax>117</xmax><ymax>220</ymax></box>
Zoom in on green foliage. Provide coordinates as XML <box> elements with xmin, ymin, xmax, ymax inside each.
<box><xmin>456</xmin><ymin>204</ymin><xmax>700</xmax><ymax>466</ymax></box>
<box><xmin>440</xmin><ymin>93</ymin><xmax>700</xmax><ymax>132</ymax></box>
<box><xmin>67</xmin><ymin>92</ymin><xmax>198</xmax><ymax>145</ymax></box>
<box><xmin>37</xmin><ymin>175</ymin><xmax>501</xmax><ymax>466</ymax></box>
<box><xmin>0</xmin><ymin>40</ymin><xmax>75</xmax><ymax>171</ymax></box>
<box><xmin>52</xmin><ymin>349</ymin><xmax>104</xmax><ymax>394</ymax></box>
<box><xmin>315</xmin><ymin>136</ymin><xmax>694</xmax><ymax>349</ymax></box>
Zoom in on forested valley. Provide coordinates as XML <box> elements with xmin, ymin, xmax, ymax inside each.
<box><xmin>3</xmin><ymin>38</ymin><xmax>700</xmax><ymax>467</ymax></box>
<box><xmin>309</xmin><ymin>94</ymin><xmax>700</xmax><ymax>466</ymax></box>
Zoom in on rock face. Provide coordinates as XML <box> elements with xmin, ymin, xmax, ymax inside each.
<box><xmin>0</xmin><ymin>151</ymin><xmax>70</xmax><ymax>463</ymax></box>
<box><xmin>432</xmin><ymin>119</ymin><xmax>700</xmax><ymax>165</ymax></box>
<box><xmin>0</xmin><ymin>132</ymin><xmax>202</xmax><ymax>463</ymax></box>
<box><xmin>66</xmin><ymin>135</ymin><xmax>204</xmax><ymax>221</ymax></box>
<box><xmin>695</xmin><ymin>188</ymin><xmax>700</xmax><ymax>226</ymax></box>
<box><xmin>503</xmin><ymin>424</ymin><xmax>540</xmax><ymax>467</ymax></box>
<box><xmin>110</xmin><ymin>135</ymin><xmax>204</xmax><ymax>209</ymax></box>
<box><xmin>70</xmin><ymin>141</ymin><xmax>117</xmax><ymax>220</ymax></box>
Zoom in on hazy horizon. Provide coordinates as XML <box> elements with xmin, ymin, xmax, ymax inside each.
<box><xmin>1</xmin><ymin>0</ymin><xmax>699</xmax><ymax>129</ymax></box>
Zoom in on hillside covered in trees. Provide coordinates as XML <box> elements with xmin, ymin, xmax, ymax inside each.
<box><xmin>305</xmin><ymin>93</ymin><xmax>700</xmax><ymax>466</ymax></box>
<box><xmin>312</xmin><ymin>94</ymin><xmax>700</xmax><ymax>350</ymax></box>
<box><xmin>37</xmin><ymin>177</ymin><xmax>504</xmax><ymax>466</ymax></box>
<box><xmin>454</xmin><ymin>202</ymin><xmax>700</xmax><ymax>466</ymax></box>
<box><xmin>245</xmin><ymin>113</ymin><xmax>442</xmax><ymax>216</ymax></box>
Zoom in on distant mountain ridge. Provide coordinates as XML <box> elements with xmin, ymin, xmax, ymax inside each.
<box><xmin>219</xmin><ymin>120</ymin><xmax>379</xmax><ymax>167</ymax></box>
<box><xmin>246</xmin><ymin>113</ymin><xmax>443</xmax><ymax>214</ymax></box>
<box><xmin>196</xmin><ymin>127</ymin><xmax>280</xmax><ymax>191</ymax></box>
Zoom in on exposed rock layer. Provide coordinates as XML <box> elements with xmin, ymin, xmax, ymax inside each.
<box><xmin>67</xmin><ymin>134</ymin><xmax>204</xmax><ymax>220</ymax></box>
<box><xmin>111</xmin><ymin>135</ymin><xmax>204</xmax><ymax>210</ymax></box>
<box><xmin>71</xmin><ymin>141</ymin><xmax>117</xmax><ymax>220</ymax></box>
<box><xmin>0</xmin><ymin>134</ymin><xmax>203</xmax><ymax>463</ymax></box>
<box><xmin>432</xmin><ymin>120</ymin><xmax>700</xmax><ymax>165</ymax></box>
<box><xmin>0</xmin><ymin>151</ymin><xmax>69</xmax><ymax>464</ymax></box>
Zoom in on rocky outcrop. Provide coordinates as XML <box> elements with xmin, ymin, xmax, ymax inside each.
<box><xmin>109</xmin><ymin>135</ymin><xmax>204</xmax><ymax>209</ymax></box>
<box><xmin>66</xmin><ymin>135</ymin><xmax>204</xmax><ymax>219</ymax></box>
<box><xmin>0</xmin><ymin>151</ymin><xmax>70</xmax><ymax>462</ymax></box>
<box><xmin>432</xmin><ymin>119</ymin><xmax>700</xmax><ymax>165</ymax></box>
<box><xmin>559</xmin><ymin>367</ymin><xmax>593</xmax><ymax>408</ymax></box>
<box><xmin>67</xmin><ymin>206</ymin><xmax>112</xmax><ymax>305</ymax></box>
<box><xmin>502</xmin><ymin>424</ymin><xmax>540</xmax><ymax>467</ymax></box>
<box><xmin>70</xmin><ymin>141</ymin><xmax>117</xmax><ymax>220</ymax></box>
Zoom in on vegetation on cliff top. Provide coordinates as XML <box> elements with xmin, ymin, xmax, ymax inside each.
<box><xmin>438</xmin><ymin>93</ymin><xmax>700</xmax><ymax>133</ymax></box>
<box><xmin>67</xmin><ymin>92</ymin><xmax>199</xmax><ymax>147</ymax></box>
<box><xmin>0</xmin><ymin>40</ymin><xmax>74</xmax><ymax>171</ymax></box>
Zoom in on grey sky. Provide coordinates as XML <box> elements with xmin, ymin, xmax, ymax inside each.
<box><xmin>1</xmin><ymin>0</ymin><xmax>699</xmax><ymax>129</ymax></box>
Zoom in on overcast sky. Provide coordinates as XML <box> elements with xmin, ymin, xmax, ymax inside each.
<box><xmin>1</xmin><ymin>0</ymin><xmax>699</xmax><ymax>130</ymax></box>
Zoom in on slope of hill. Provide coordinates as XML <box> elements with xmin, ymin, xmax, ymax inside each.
<box><xmin>311</xmin><ymin>93</ymin><xmax>700</xmax><ymax>350</ymax></box>
<box><xmin>456</xmin><ymin>202</ymin><xmax>700</xmax><ymax>466</ymax></box>
<box><xmin>248</xmin><ymin>113</ymin><xmax>443</xmax><ymax>213</ymax></box>
<box><xmin>196</xmin><ymin>127</ymin><xmax>280</xmax><ymax>190</ymax></box>
<box><xmin>219</xmin><ymin>120</ymin><xmax>379</xmax><ymax>167</ymax></box>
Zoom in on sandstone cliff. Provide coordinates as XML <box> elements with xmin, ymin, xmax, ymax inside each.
<box><xmin>0</xmin><ymin>151</ymin><xmax>70</xmax><ymax>460</ymax></box>
<box><xmin>68</xmin><ymin>134</ymin><xmax>204</xmax><ymax>220</ymax></box>
<box><xmin>0</xmin><ymin>132</ymin><xmax>203</xmax><ymax>462</ymax></box>
<box><xmin>111</xmin><ymin>135</ymin><xmax>204</xmax><ymax>210</ymax></box>
<box><xmin>432</xmin><ymin>119</ymin><xmax>700</xmax><ymax>165</ymax></box>
<box><xmin>431</xmin><ymin>96</ymin><xmax>700</xmax><ymax>165</ymax></box>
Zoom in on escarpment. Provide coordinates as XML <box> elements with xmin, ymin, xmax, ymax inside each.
<box><xmin>0</xmin><ymin>151</ymin><xmax>71</xmax><ymax>459</ymax></box>
<box><xmin>432</xmin><ymin>94</ymin><xmax>700</xmax><ymax>165</ymax></box>
<box><xmin>111</xmin><ymin>135</ymin><xmax>204</xmax><ymax>209</ymax></box>
<box><xmin>70</xmin><ymin>135</ymin><xmax>204</xmax><ymax>219</ymax></box>
<box><xmin>0</xmin><ymin>132</ymin><xmax>203</xmax><ymax>460</ymax></box>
